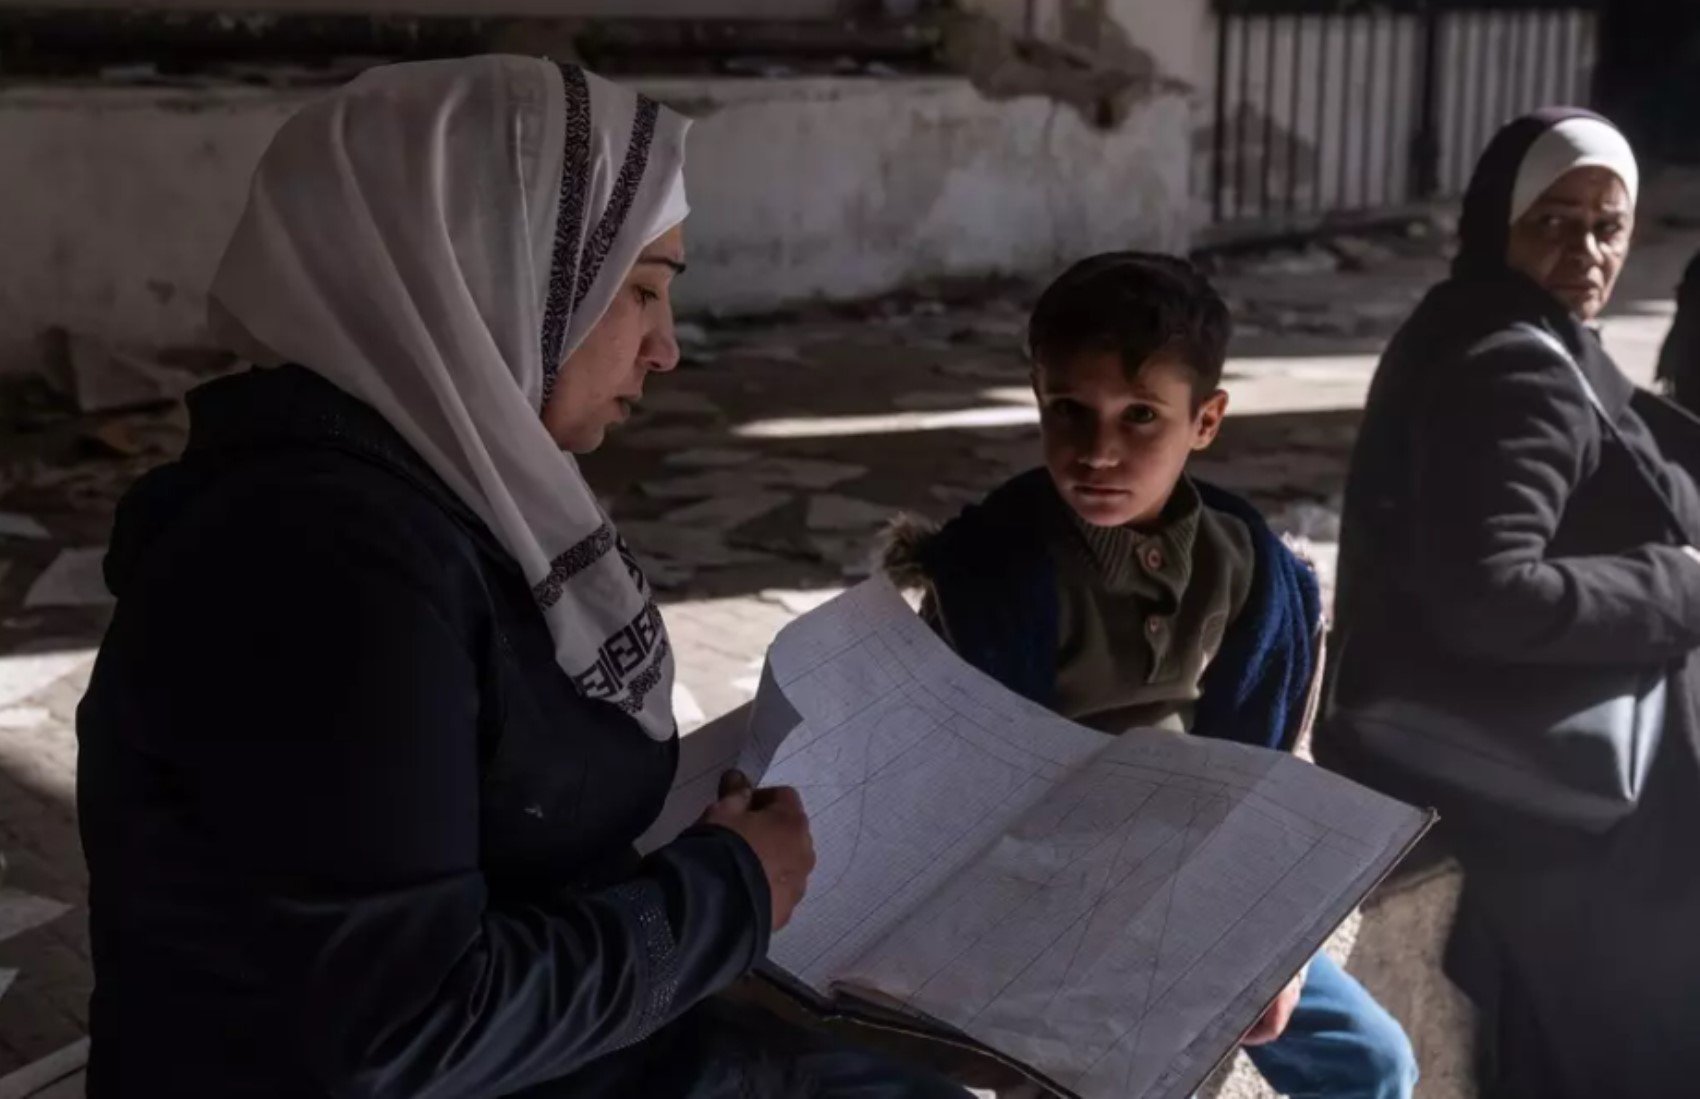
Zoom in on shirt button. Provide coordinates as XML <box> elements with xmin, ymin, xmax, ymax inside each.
<box><xmin>1144</xmin><ymin>547</ymin><xmax>1165</xmax><ymax>571</ymax></box>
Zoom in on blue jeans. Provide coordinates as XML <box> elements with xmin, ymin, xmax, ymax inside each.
<box><xmin>1243</xmin><ymin>954</ymin><xmax>1419</xmax><ymax>1099</ymax></box>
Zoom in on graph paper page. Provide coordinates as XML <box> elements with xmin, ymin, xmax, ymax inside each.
<box><xmin>755</xmin><ymin>579</ymin><xmax>1109</xmax><ymax>991</ymax></box>
<box><xmin>835</xmin><ymin>729</ymin><xmax>1430</xmax><ymax>1099</ymax></box>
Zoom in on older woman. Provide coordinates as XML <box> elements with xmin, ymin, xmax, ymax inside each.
<box><xmin>76</xmin><ymin>57</ymin><xmax>968</xmax><ymax>1098</ymax></box>
<box><xmin>1321</xmin><ymin>109</ymin><xmax>1700</xmax><ymax>1098</ymax></box>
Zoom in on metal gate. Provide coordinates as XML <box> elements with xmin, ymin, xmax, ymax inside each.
<box><xmin>1209</xmin><ymin>2</ymin><xmax>1599</xmax><ymax>227</ymax></box>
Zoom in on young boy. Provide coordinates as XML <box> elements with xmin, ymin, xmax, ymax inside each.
<box><xmin>884</xmin><ymin>252</ymin><xmax>1418</xmax><ymax>1099</ymax></box>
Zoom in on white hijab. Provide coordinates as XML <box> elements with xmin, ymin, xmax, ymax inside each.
<box><xmin>208</xmin><ymin>56</ymin><xmax>690</xmax><ymax>741</ymax></box>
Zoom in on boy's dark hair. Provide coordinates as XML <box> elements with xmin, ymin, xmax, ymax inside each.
<box><xmin>1027</xmin><ymin>252</ymin><xmax>1231</xmax><ymax>402</ymax></box>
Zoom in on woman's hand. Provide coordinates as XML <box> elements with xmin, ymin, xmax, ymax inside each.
<box><xmin>702</xmin><ymin>770</ymin><xmax>816</xmax><ymax>931</ymax></box>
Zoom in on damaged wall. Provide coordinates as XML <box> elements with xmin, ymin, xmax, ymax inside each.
<box><xmin>0</xmin><ymin>71</ymin><xmax>1190</xmax><ymax>372</ymax></box>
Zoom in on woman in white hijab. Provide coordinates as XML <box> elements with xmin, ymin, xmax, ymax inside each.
<box><xmin>77</xmin><ymin>55</ymin><xmax>968</xmax><ymax>1099</ymax></box>
<box><xmin>1325</xmin><ymin>109</ymin><xmax>1700</xmax><ymax>1098</ymax></box>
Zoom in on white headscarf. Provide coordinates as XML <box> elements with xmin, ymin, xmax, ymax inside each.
<box><xmin>1509</xmin><ymin>115</ymin><xmax>1639</xmax><ymax>225</ymax></box>
<box><xmin>208</xmin><ymin>56</ymin><xmax>690</xmax><ymax>740</ymax></box>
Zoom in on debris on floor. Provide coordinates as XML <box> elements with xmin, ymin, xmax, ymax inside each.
<box><xmin>23</xmin><ymin>549</ymin><xmax>113</xmax><ymax>610</ymax></box>
<box><xmin>663</xmin><ymin>447</ymin><xmax>758</xmax><ymax>470</ymax></box>
<box><xmin>758</xmin><ymin>588</ymin><xmax>843</xmax><ymax>617</ymax></box>
<box><xmin>662</xmin><ymin>491</ymin><xmax>793</xmax><ymax>532</ymax></box>
<box><xmin>672</xmin><ymin>680</ymin><xmax>706</xmax><ymax>731</ymax></box>
<box><xmin>0</xmin><ymin>706</ymin><xmax>52</xmax><ymax>730</ymax></box>
<box><xmin>804</xmin><ymin>494</ymin><xmax>894</xmax><ymax>534</ymax></box>
<box><xmin>0</xmin><ymin>889</ymin><xmax>70</xmax><ymax>947</ymax></box>
<box><xmin>0</xmin><ymin>513</ymin><xmax>50</xmax><ymax>541</ymax></box>
<box><xmin>0</xmin><ymin>651</ymin><xmax>95</xmax><ymax>710</ymax></box>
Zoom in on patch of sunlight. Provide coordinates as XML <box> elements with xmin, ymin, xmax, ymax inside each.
<box><xmin>0</xmin><ymin>648</ymin><xmax>96</xmax><ymax>710</ymax></box>
<box><xmin>733</xmin><ymin>405</ymin><xmax>1040</xmax><ymax>439</ymax></box>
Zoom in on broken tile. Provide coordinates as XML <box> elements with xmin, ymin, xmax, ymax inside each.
<box><xmin>664</xmin><ymin>492</ymin><xmax>792</xmax><ymax>532</ymax></box>
<box><xmin>758</xmin><ymin>588</ymin><xmax>844</xmax><ymax>617</ymax></box>
<box><xmin>638</xmin><ymin>557</ymin><xmax>695</xmax><ymax>590</ymax></box>
<box><xmin>620</xmin><ymin>425</ymin><xmax>720</xmax><ymax>451</ymax></box>
<box><xmin>643</xmin><ymin>459</ymin><xmax>865</xmax><ymax>501</ymax></box>
<box><xmin>0</xmin><ymin>651</ymin><xmax>95</xmax><ymax>710</ymax></box>
<box><xmin>808</xmin><ymin>534</ymin><xmax>876</xmax><ymax>579</ymax></box>
<box><xmin>619</xmin><ymin>521</ymin><xmax>774</xmax><ymax>570</ymax></box>
<box><xmin>805</xmin><ymin>494</ymin><xmax>894</xmax><ymax>534</ymax></box>
<box><xmin>0</xmin><ymin>706</ymin><xmax>52</xmax><ymax>730</ymax></box>
<box><xmin>641</xmin><ymin>471</ymin><xmax>768</xmax><ymax>501</ymax></box>
<box><xmin>746</xmin><ymin>342</ymin><xmax>805</xmax><ymax>364</ymax></box>
<box><xmin>24</xmin><ymin>548</ymin><xmax>114</xmax><ymax>609</ymax></box>
<box><xmin>0</xmin><ymin>513</ymin><xmax>50</xmax><ymax>540</ymax></box>
<box><xmin>929</xmin><ymin>483</ymin><xmax>985</xmax><ymax>509</ymax></box>
<box><xmin>0</xmin><ymin>1038</ymin><xmax>91</xmax><ymax>1099</ymax></box>
<box><xmin>673</xmin><ymin>321</ymin><xmax>711</xmax><ymax>349</ymax></box>
<box><xmin>730</xmin><ymin>656</ymin><xmax>765</xmax><ymax>698</ymax></box>
<box><xmin>0</xmin><ymin>888</ymin><xmax>71</xmax><ymax>944</ymax></box>
<box><xmin>749</xmin><ymin>458</ymin><xmax>867</xmax><ymax>490</ymax></box>
<box><xmin>935</xmin><ymin>356</ymin><xmax>1023</xmax><ymax>382</ymax></box>
<box><xmin>637</xmin><ymin>390</ymin><xmax>723</xmax><ymax>417</ymax></box>
<box><xmin>662</xmin><ymin>448</ymin><xmax>758</xmax><ymax>469</ymax></box>
<box><xmin>672</xmin><ymin>680</ymin><xmax>706</xmax><ymax>732</ymax></box>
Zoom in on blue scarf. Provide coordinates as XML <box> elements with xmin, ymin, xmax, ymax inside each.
<box><xmin>917</xmin><ymin>471</ymin><xmax>1321</xmax><ymax>751</ymax></box>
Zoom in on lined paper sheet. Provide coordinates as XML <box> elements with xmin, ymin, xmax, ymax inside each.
<box><xmin>756</xmin><ymin>580</ymin><xmax>1108</xmax><ymax>990</ymax></box>
<box><xmin>835</xmin><ymin>729</ymin><xmax>1430</xmax><ymax>1099</ymax></box>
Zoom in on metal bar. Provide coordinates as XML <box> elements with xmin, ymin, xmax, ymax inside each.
<box><xmin>1464</xmin><ymin>12</ymin><xmax>1486</xmax><ymax>186</ymax></box>
<box><xmin>1288</xmin><ymin>13</ymin><xmax>1303</xmax><ymax>216</ymax></box>
<box><xmin>1489</xmin><ymin>11</ymin><xmax>1508</xmax><ymax>132</ymax></box>
<box><xmin>1579</xmin><ymin>13</ymin><xmax>1596</xmax><ymax>106</ymax></box>
<box><xmin>1261</xmin><ymin>13</ymin><xmax>1277</xmax><ymax>218</ymax></box>
<box><xmin>1358</xmin><ymin>12</ymin><xmax>1376</xmax><ymax>210</ymax></box>
<box><xmin>1538</xmin><ymin>9</ymin><xmax>1554</xmax><ymax>107</ymax></box>
<box><xmin>1338</xmin><ymin>12</ymin><xmax>1354</xmax><ymax>210</ymax></box>
<box><xmin>1569</xmin><ymin>10</ymin><xmax>1584</xmax><ymax>105</ymax></box>
<box><xmin>1412</xmin><ymin>10</ymin><xmax>1441</xmax><ymax>200</ymax></box>
<box><xmin>1237</xmin><ymin>10</ymin><xmax>1252</xmax><ymax>219</ymax></box>
<box><xmin>1212</xmin><ymin>7</ymin><xmax>1230</xmax><ymax>223</ymax></box>
<box><xmin>1383</xmin><ymin>11</ymin><xmax>1401</xmax><ymax>206</ymax></box>
<box><xmin>1315</xmin><ymin>11</ymin><xmax>1331</xmax><ymax>215</ymax></box>
<box><xmin>1447</xmin><ymin>14</ymin><xmax>1467</xmax><ymax>193</ymax></box>
<box><xmin>1508</xmin><ymin>7</ymin><xmax>1526</xmax><ymax>119</ymax></box>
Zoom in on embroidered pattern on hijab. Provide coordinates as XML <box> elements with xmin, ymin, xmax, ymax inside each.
<box><xmin>206</xmin><ymin>56</ymin><xmax>690</xmax><ymax>740</ymax></box>
<box><xmin>1455</xmin><ymin>107</ymin><xmax>1638</xmax><ymax>277</ymax></box>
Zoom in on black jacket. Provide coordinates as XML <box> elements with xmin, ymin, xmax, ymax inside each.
<box><xmin>77</xmin><ymin>366</ymin><xmax>770</xmax><ymax>1098</ymax></box>
<box><xmin>1332</xmin><ymin>273</ymin><xmax>1700</xmax><ymax>682</ymax></box>
<box><xmin>1323</xmin><ymin>272</ymin><xmax>1700</xmax><ymax>1098</ymax></box>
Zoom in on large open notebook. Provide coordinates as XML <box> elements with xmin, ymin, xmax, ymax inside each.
<box><xmin>641</xmin><ymin>579</ymin><xmax>1433</xmax><ymax>1099</ymax></box>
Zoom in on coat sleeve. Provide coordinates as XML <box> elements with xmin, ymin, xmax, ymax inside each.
<box><xmin>175</xmin><ymin>505</ymin><xmax>770</xmax><ymax>1099</ymax></box>
<box><xmin>1406</xmin><ymin>340</ymin><xmax>1700</xmax><ymax>665</ymax></box>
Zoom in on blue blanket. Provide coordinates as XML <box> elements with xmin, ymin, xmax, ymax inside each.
<box><xmin>917</xmin><ymin>470</ymin><xmax>1321</xmax><ymax>751</ymax></box>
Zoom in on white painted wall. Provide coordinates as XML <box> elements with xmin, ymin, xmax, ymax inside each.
<box><xmin>0</xmin><ymin>75</ymin><xmax>1189</xmax><ymax>372</ymax></box>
